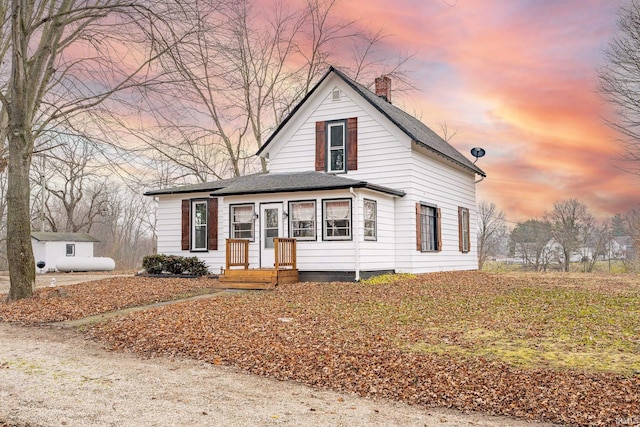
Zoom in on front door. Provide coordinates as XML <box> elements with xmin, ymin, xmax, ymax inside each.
<box><xmin>260</xmin><ymin>203</ymin><xmax>283</xmax><ymax>268</ymax></box>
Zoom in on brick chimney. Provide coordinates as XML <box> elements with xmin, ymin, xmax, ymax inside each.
<box><xmin>375</xmin><ymin>75</ymin><xmax>391</xmax><ymax>103</ymax></box>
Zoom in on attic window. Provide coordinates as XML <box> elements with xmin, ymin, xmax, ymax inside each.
<box><xmin>331</xmin><ymin>89</ymin><xmax>341</xmax><ymax>101</ymax></box>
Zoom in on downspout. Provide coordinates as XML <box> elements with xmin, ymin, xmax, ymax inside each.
<box><xmin>350</xmin><ymin>187</ymin><xmax>360</xmax><ymax>281</ymax></box>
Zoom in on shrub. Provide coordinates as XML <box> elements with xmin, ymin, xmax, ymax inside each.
<box><xmin>142</xmin><ymin>254</ymin><xmax>209</xmax><ymax>276</ymax></box>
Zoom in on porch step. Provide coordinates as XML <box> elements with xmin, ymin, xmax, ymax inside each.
<box><xmin>213</xmin><ymin>281</ymin><xmax>275</xmax><ymax>290</ymax></box>
<box><xmin>217</xmin><ymin>268</ymin><xmax>299</xmax><ymax>290</ymax></box>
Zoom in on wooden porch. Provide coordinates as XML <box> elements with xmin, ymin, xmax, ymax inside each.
<box><xmin>217</xmin><ymin>238</ymin><xmax>298</xmax><ymax>289</ymax></box>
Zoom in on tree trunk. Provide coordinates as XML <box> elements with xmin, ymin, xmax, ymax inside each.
<box><xmin>7</xmin><ymin>130</ymin><xmax>35</xmax><ymax>300</ymax></box>
<box><xmin>7</xmin><ymin>0</ymin><xmax>35</xmax><ymax>300</ymax></box>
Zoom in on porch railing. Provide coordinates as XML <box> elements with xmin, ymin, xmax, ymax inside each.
<box><xmin>226</xmin><ymin>239</ymin><xmax>249</xmax><ymax>270</ymax></box>
<box><xmin>274</xmin><ymin>238</ymin><xmax>297</xmax><ymax>270</ymax></box>
<box><xmin>224</xmin><ymin>238</ymin><xmax>297</xmax><ymax>270</ymax></box>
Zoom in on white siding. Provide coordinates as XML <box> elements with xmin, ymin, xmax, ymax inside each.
<box><xmin>32</xmin><ymin>239</ymin><xmax>95</xmax><ymax>272</ymax></box>
<box><xmin>155</xmin><ymin>193</ymin><xmax>227</xmax><ymax>274</ymax></box>
<box><xmin>265</xmin><ymin>76</ymin><xmax>413</xmax><ymax>193</ymax></box>
<box><xmin>393</xmin><ymin>147</ymin><xmax>478</xmax><ymax>273</ymax></box>
<box><xmin>155</xmin><ymin>188</ymin><xmax>399</xmax><ymax>274</ymax></box>
<box><xmin>154</xmin><ymin>73</ymin><xmax>481</xmax><ymax>277</ymax></box>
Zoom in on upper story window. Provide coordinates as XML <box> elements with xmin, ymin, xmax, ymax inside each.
<box><xmin>289</xmin><ymin>200</ymin><xmax>316</xmax><ymax>240</ymax></box>
<box><xmin>231</xmin><ymin>204</ymin><xmax>255</xmax><ymax>240</ymax></box>
<box><xmin>328</xmin><ymin>122</ymin><xmax>346</xmax><ymax>173</ymax></box>
<box><xmin>416</xmin><ymin>203</ymin><xmax>441</xmax><ymax>252</ymax></box>
<box><xmin>192</xmin><ymin>200</ymin><xmax>208</xmax><ymax>251</ymax></box>
<box><xmin>459</xmin><ymin>207</ymin><xmax>470</xmax><ymax>253</ymax></box>
<box><xmin>315</xmin><ymin>117</ymin><xmax>357</xmax><ymax>173</ymax></box>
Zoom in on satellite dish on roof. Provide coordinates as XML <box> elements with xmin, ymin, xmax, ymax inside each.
<box><xmin>470</xmin><ymin>147</ymin><xmax>485</xmax><ymax>164</ymax></box>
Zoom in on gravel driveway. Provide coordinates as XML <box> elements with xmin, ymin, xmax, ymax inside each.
<box><xmin>0</xmin><ymin>323</ymin><xmax>556</xmax><ymax>426</ymax></box>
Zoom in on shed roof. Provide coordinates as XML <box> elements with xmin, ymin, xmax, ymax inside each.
<box><xmin>31</xmin><ymin>232</ymin><xmax>100</xmax><ymax>243</ymax></box>
<box><xmin>144</xmin><ymin>171</ymin><xmax>405</xmax><ymax>198</ymax></box>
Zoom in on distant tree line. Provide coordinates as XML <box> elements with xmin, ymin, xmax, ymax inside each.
<box><xmin>477</xmin><ymin>199</ymin><xmax>639</xmax><ymax>272</ymax></box>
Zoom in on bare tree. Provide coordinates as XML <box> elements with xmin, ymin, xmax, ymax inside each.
<box><xmin>544</xmin><ymin>199</ymin><xmax>594</xmax><ymax>272</ymax></box>
<box><xmin>476</xmin><ymin>201</ymin><xmax>506</xmax><ymax>270</ymax></box>
<box><xmin>510</xmin><ymin>219</ymin><xmax>554</xmax><ymax>272</ymax></box>
<box><xmin>31</xmin><ymin>139</ymin><xmax>109</xmax><ymax>233</ymax></box>
<box><xmin>599</xmin><ymin>0</ymin><xmax>640</xmax><ymax>174</ymax></box>
<box><xmin>0</xmin><ymin>172</ymin><xmax>8</xmax><ymax>269</ymax></box>
<box><xmin>1</xmin><ymin>0</ymin><xmax>178</xmax><ymax>300</ymax></box>
<box><xmin>91</xmin><ymin>184</ymin><xmax>156</xmax><ymax>270</ymax></box>
<box><xmin>577</xmin><ymin>221</ymin><xmax>610</xmax><ymax>272</ymax></box>
<box><xmin>140</xmin><ymin>0</ymin><xmax>414</xmax><ymax>184</ymax></box>
<box><xmin>623</xmin><ymin>207</ymin><xmax>640</xmax><ymax>268</ymax></box>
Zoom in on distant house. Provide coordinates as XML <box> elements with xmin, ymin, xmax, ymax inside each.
<box><xmin>145</xmin><ymin>66</ymin><xmax>486</xmax><ymax>282</ymax></box>
<box><xmin>608</xmin><ymin>235</ymin><xmax>634</xmax><ymax>260</ymax></box>
<box><xmin>31</xmin><ymin>232</ymin><xmax>100</xmax><ymax>272</ymax></box>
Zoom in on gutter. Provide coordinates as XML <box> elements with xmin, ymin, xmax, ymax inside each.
<box><xmin>350</xmin><ymin>187</ymin><xmax>360</xmax><ymax>282</ymax></box>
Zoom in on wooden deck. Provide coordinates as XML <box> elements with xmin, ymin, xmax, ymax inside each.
<box><xmin>218</xmin><ymin>268</ymin><xmax>299</xmax><ymax>290</ymax></box>
<box><xmin>218</xmin><ymin>238</ymin><xmax>298</xmax><ymax>290</ymax></box>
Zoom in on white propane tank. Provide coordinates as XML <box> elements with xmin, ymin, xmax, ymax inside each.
<box><xmin>55</xmin><ymin>257</ymin><xmax>116</xmax><ymax>272</ymax></box>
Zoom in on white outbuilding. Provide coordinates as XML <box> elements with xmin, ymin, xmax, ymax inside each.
<box><xmin>31</xmin><ymin>232</ymin><xmax>100</xmax><ymax>272</ymax></box>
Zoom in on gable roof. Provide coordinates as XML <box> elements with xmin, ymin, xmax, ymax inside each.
<box><xmin>143</xmin><ymin>171</ymin><xmax>405</xmax><ymax>198</ymax></box>
<box><xmin>257</xmin><ymin>66</ymin><xmax>486</xmax><ymax>177</ymax></box>
<box><xmin>31</xmin><ymin>232</ymin><xmax>100</xmax><ymax>243</ymax></box>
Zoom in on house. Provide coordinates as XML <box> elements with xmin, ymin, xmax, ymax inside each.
<box><xmin>144</xmin><ymin>67</ymin><xmax>486</xmax><ymax>283</ymax></box>
<box><xmin>31</xmin><ymin>232</ymin><xmax>100</xmax><ymax>272</ymax></box>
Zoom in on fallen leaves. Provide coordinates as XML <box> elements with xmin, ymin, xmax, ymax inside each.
<box><xmin>84</xmin><ymin>271</ymin><xmax>640</xmax><ymax>426</ymax></box>
<box><xmin>0</xmin><ymin>276</ymin><xmax>216</xmax><ymax>324</ymax></box>
<box><xmin>2</xmin><ymin>271</ymin><xmax>639</xmax><ymax>425</ymax></box>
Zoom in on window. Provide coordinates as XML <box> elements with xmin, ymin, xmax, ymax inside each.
<box><xmin>323</xmin><ymin>199</ymin><xmax>351</xmax><ymax>240</ymax></box>
<box><xmin>191</xmin><ymin>200</ymin><xmax>208</xmax><ymax>250</ymax></box>
<box><xmin>182</xmin><ymin>198</ymin><xmax>218</xmax><ymax>252</ymax></box>
<box><xmin>459</xmin><ymin>207</ymin><xmax>470</xmax><ymax>253</ymax></box>
<box><xmin>66</xmin><ymin>244</ymin><xmax>75</xmax><ymax>256</ymax></box>
<box><xmin>231</xmin><ymin>204</ymin><xmax>255</xmax><ymax>240</ymax></box>
<box><xmin>315</xmin><ymin>118</ymin><xmax>357</xmax><ymax>172</ymax></box>
<box><xmin>364</xmin><ymin>199</ymin><xmax>377</xmax><ymax>240</ymax></box>
<box><xmin>328</xmin><ymin>122</ymin><xmax>346</xmax><ymax>172</ymax></box>
<box><xmin>416</xmin><ymin>203</ymin><xmax>441</xmax><ymax>252</ymax></box>
<box><xmin>289</xmin><ymin>201</ymin><xmax>316</xmax><ymax>240</ymax></box>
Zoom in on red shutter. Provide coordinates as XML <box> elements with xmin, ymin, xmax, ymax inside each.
<box><xmin>436</xmin><ymin>208</ymin><xmax>442</xmax><ymax>252</ymax></box>
<box><xmin>346</xmin><ymin>117</ymin><xmax>358</xmax><ymax>171</ymax></box>
<box><xmin>315</xmin><ymin>121</ymin><xmax>326</xmax><ymax>171</ymax></box>
<box><xmin>208</xmin><ymin>198</ymin><xmax>218</xmax><ymax>250</ymax></box>
<box><xmin>416</xmin><ymin>203</ymin><xmax>422</xmax><ymax>251</ymax></box>
<box><xmin>458</xmin><ymin>207</ymin><xmax>463</xmax><ymax>252</ymax></box>
<box><xmin>181</xmin><ymin>199</ymin><xmax>190</xmax><ymax>251</ymax></box>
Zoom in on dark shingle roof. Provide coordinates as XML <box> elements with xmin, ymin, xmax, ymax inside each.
<box><xmin>258</xmin><ymin>66</ymin><xmax>486</xmax><ymax>177</ymax></box>
<box><xmin>31</xmin><ymin>232</ymin><xmax>100</xmax><ymax>243</ymax></box>
<box><xmin>143</xmin><ymin>176</ymin><xmax>237</xmax><ymax>196</ymax></box>
<box><xmin>143</xmin><ymin>172</ymin><xmax>405</xmax><ymax>198</ymax></box>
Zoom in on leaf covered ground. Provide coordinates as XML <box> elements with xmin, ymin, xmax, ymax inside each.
<box><xmin>2</xmin><ymin>271</ymin><xmax>639</xmax><ymax>425</ymax></box>
<box><xmin>0</xmin><ymin>276</ymin><xmax>215</xmax><ymax>323</ymax></box>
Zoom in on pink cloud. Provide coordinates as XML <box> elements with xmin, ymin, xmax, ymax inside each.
<box><xmin>335</xmin><ymin>0</ymin><xmax>636</xmax><ymax>220</ymax></box>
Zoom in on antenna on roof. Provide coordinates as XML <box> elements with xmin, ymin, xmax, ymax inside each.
<box><xmin>470</xmin><ymin>147</ymin><xmax>485</xmax><ymax>164</ymax></box>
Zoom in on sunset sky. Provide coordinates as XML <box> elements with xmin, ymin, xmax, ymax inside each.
<box><xmin>334</xmin><ymin>0</ymin><xmax>634</xmax><ymax>221</ymax></box>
